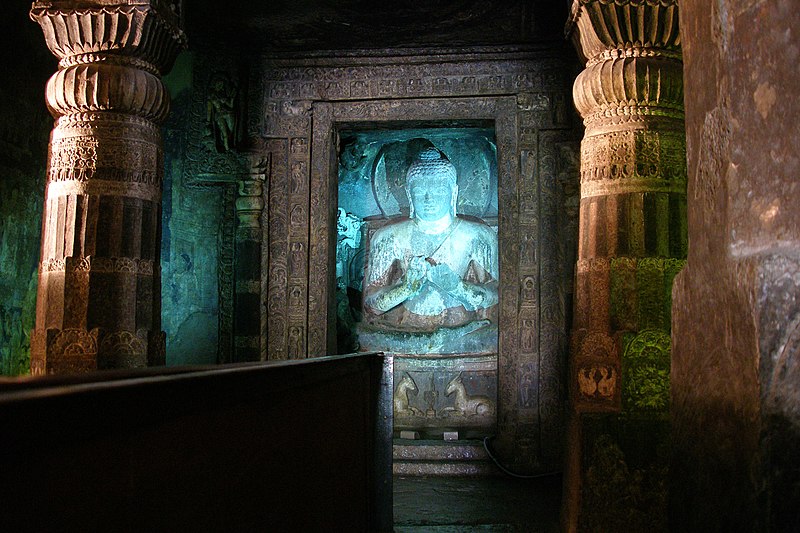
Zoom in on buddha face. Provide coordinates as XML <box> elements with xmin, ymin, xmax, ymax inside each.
<box><xmin>409</xmin><ymin>179</ymin><xmax>455</xmax><ymax>221</ymax></box>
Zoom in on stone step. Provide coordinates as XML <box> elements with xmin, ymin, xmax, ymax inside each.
<box><xmin>395</xmin><ymin>525</ymin><xmax>514</xmax><ymax>532</ymax></box>
<box><xmin>393</xmin><ymin>461</ymin><xmax>499</xmax><ymax>476</ymax></box>
<box><xmin>393</xmin><ymin>439</ymin><xmax>500</xmax><ymax>476</ymax></box>
<box><xmin>393</xmin><ymin>439</ymin><xmax>489</xmax><ymax>461</ymax></box>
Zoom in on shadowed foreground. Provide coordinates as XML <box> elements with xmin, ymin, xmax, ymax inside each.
<box><xmin>394</xmin><ymin>475</ymin><xmax>561</xmax><ymax>532</ymax></box>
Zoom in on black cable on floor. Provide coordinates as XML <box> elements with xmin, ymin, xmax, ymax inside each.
<box><xmin>482</xmin><ymin>436</ymin><xmax>561</xmax><ymax>479</ymax></box>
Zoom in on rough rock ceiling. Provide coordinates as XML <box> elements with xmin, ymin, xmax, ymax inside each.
<box><xmin>188</xmin><ymin>1</ymin><xmax>568</xmax><ymax>52</ymax></box>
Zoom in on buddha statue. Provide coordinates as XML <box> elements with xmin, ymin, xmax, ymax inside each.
<box><xmin>360</xmin><ymin>147</ymin><xmax>498</xmax><ymax>354</ymax></box>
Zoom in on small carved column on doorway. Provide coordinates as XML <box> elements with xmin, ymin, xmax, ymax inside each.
<box><xmin>29</xmin><ymin>1</ymin><xmax>186</xmax><ymax>374</ymax></box>
<box><xmin>567</xmin><ymin>0</ymin><xmax>687</xmax><ymax>412</ymax></box>
<box><xmin>234</xmin><ymin>156</ymin><xmax>267</xmax><ymax>362</ymax></box>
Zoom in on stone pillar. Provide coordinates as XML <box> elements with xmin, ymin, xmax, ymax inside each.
<box><xmin>672</xmin><ymin>1</ymin><xmax>800</xmax><ymax>530</ymax></box>
<box><xmin>567</xmin><ymin>0</ymin><xmax>686</xmax><ymax>413</ymax></box>
<box><xmin>29</xmin><ymin>1</ymin><xmax>186</xmax><ymax>374</ymax></box>
<box><xmin>233</xmin><ymin>157</ymin><xmax>266</xmax><ymax>362</ymax></box>
<box><xmin>564</xmin><ymin>1</ymin><xmax>685</xmax><ymax>530</ymax></box>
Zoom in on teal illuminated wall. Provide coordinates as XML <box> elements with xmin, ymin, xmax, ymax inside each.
<box><xmin>0</xmin><ymin>5</ymin><xmax>53</xmax><ymax>376</ymax></box>
<box><xmin>161</xmin><ymin>51</ymin><xmax>221</xmax><ymax>365</ymax></box>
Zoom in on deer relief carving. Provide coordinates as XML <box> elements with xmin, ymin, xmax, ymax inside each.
<box><xmin>393</xmin><ymin>373</ymin><xmax>423</xmax><ymax>417</ymax></box>
<box><xmin>443</xmin><ymin>372</ymin><xmax>495</xmax><ymax>417</ymax></box>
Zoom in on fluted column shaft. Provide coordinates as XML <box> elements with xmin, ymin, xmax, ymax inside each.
<box><xmin>30</xmin><ymin>1</ymin><xmax>185</xmax><ymax>374</ymax></box>
<box><xmin>567</xmin><ymin>0</ymin><xmax>686</xmax><ymax>411</ymax></box>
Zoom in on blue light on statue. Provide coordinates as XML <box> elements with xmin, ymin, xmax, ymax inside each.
<box><xmin>335</xmin><ymin>128</ymin><xmax>498</xmax><ymax>355</ymax></box>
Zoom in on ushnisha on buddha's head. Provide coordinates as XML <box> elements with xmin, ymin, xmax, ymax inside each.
<box><xmin>405</xmin><ymin>147</ymin><xmax>459</xmax><ymax>222</ymax></box>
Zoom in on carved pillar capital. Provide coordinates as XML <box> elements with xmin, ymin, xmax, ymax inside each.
<box><xmin>567</xmin><ymin>0</ymin><xmax>680</xmax><ymax>66</ymax></box>
<box><xmin>236</xmin><ymin>156</ymin><xmax>268</xmax><ymax>233</ymax></box>
<box><xmin>29</xmin><ymin>0</ymin><xmax>186</xmax><ymax>374</ymax></box>
<box><xmin>568</xmin><ymin>0</ymin><xmax>683</xmax><ymax>130</ymax></box>
<box><xmin>31</xmin><ymin>0</ymin><xmax>185</xmax><ymax>120</ymax></box>
<box><xmin>235</xmin><ymin>179</ymin><xmax>265</xmax><ymax>231</ymax></box>
<box><xmin>30</xmin><ymin>0</ymin><xmax>185</xmax><ymax>74</ymax></box>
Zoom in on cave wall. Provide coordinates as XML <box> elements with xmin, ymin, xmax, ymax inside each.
<box><xmin>672</xmin><ymin>0</ymin><xmax>800</xmax><ymax>530</ymax></box>
<box><xmin>161</xmin><ymin>51</ymin><xmax>223</xmax><ymax>366</ymax></box>
<box><xmin>0</xmin><ymin>4</ymin><xmax>54</xmax><ymax>375</ymax></box>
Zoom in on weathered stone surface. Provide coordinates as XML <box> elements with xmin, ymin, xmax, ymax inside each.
<box><xmin>158</xmin><ymin>54</ymin><xmax>226</xmax><ymax>367</ymax></box>
<box><xmin>672</xmin><ymin>0</ymin><xmax>800</xmax><ymax>530</ymax></box>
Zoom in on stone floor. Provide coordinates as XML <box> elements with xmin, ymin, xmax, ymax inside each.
<box><xmin>393</xmin><ymin>474</ymin><xmax>562</xmax><ymax>532</ymax></box>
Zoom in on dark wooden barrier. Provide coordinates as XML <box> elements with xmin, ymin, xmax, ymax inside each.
<box><xmin>0</xmin><ymin>352</ymin><xmax>393</xmax><ymax>532</ymax></box>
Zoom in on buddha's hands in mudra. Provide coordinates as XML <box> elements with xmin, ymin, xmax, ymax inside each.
<box><xmin>403</xmin><ymin>257</ymin><xmax>461</xmax><ymax>297</ymax></box>
<box><xmin>402</xmin><ymin>256</ymin><xmax>430</xmax><ymax>296</ymax></box>
<box><xmin>426</xmin><ymin>261</ymin><xmax>496</xmax><ymax>311</ymax></box>
<box><xmin>368</xmin><ymin>255</ymin><xmax>497</xmax><ymax>314</ymax></box>
<box><xmin>426</xmin><ymin>262</ymin><xmax>459</xmax><ymax>291</ymax></box>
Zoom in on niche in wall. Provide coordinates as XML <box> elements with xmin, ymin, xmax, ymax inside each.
<box><xmin>335</xmin><ymin>125</ymin><xmax>499</xmax><ymax>438</ymax></box>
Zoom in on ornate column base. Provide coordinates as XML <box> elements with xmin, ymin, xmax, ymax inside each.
<box><xmin>30</xmin><ymin>327</ymin><xmax>165</xmax><ymax>376</ymax></box>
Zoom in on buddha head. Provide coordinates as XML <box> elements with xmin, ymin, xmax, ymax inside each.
<box><xmin>405</xmin><ymin>147</ymin><xmax>458</xmax><ymax>221</ymax></box>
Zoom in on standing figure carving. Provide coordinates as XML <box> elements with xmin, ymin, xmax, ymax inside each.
<box><xmin>207</xmin><ymin>72</ymin><xmax>238</xmax><ymax>153</ymax></box>
<box><xmin>360</xmin><ymin>147</ymin><xmax>498</xmax><ymax>354</ymax></box>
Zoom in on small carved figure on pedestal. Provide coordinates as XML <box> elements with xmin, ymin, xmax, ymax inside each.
<box><xmin>424</xmin><ymin>373</ymin><xmax>438</xmax><ymax>417</ymax></box>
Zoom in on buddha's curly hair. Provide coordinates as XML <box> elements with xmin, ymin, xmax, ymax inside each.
<box><xmin>406</xmin><ymin>147</ymin><xmax>457</xmax><ymax>189</ymax></box>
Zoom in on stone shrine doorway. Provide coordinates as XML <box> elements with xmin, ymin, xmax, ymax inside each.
<box><xmin>335</xmin><ymin>125</ymin><xmax>499</xmax><ymax>441</ymax></box>
<box><xmin>262</xmin><ymin>50</ymin><xmax>580</xmax><ymax>474</ymax></box>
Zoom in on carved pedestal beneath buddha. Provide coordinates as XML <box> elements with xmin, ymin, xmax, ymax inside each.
<box><xmin>393</xmin><ymin>354</ymin><xmax>497</xmax><ymax>439</ymax></box>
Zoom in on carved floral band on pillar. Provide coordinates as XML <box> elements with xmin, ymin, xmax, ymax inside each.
<box><xmin>29</xmin><ymin>1</ymin><xmax>186</xmax><ymax>375</ymax></box>
<box><xmin>566</xmin><ymin>0</ymin><xmax>686</xmax><ymax>411</ymax></box>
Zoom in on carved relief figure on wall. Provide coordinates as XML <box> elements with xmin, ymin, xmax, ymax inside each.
<box><xmin>360</xmin><ymin>147</ymin><xmax>498</xmax><ymax>354</ymax></box>
<box><xmin>206</xmin><ymin>72</ymin><xmax>238</xmax><ymax>153</ymax></box>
